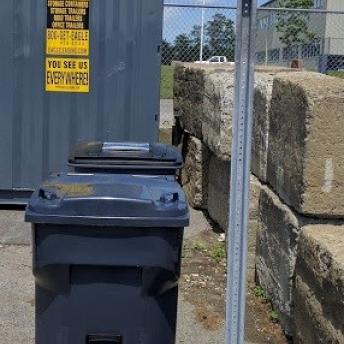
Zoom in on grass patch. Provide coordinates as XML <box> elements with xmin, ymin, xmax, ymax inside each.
<box><xmin>192</xmin><ymin>241</ymin><xmax>207</xmax><ymax>252</ymax></box>
<box><xmin>327</xmin><ymin>71</ymin><xmax>344</xmax><ymax>79</ymax></box>
<box><xmin>160</xmin><ymin>65</ymin><xmax>174</xmax><ymax>99</ymax></box>
<box><xmin>209</xmin><ymin>243</ymin><xmax>226</xmax><ymax>263</ymax></box>
<box><xmin>253</xmin><ymin>285</ymin><xmax>268</xmax><ymax>303</ymax></box>
<box><xmin>270</xmin><ymin>310</ymin><xmax>279</xmax><ymax>323</ymax></box>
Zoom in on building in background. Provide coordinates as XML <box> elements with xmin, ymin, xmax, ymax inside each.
<box><xmin>256</xmin><ymin>0</ymin><xmax>344</xmax><ymax>72</ymax></box>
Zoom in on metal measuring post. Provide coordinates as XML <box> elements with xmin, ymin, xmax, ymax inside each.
<box><xmin>226</xmin><ymin>0</ymin><xmax>257</xmax><ymax>343</ymax></box>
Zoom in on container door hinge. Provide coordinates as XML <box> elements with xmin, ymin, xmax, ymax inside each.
<box><xmin>242</xmin><ymin>0</ymin><xmax>251</xmax><ymax>17</ymax></box>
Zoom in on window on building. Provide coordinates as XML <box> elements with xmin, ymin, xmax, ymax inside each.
<box><xmin>258</xmin><ymin>13</ymin><xmax>277</xmax><ymax>31</ymax></box>
<box><xmin>268</xmin><ymin>49</ymin><xmax>280</xmax><ymax>62</ymax></box>
<box><xmin>314</xmin><ymin>0</ymin><xmax>324</xmax><ymax>9</ymax></box>
<box><xmin>258</xmin><ymin>16</ymin><xmax>269</xmax><ymax>30</ymax></box>
<box><xmin>269</xmin><ymin>12</ymin><xmax>277</xmax><ymax>27</ymax></box>
<box><xmin>256</xmin><ymin>51</ymin><xmax>266</xmax><ymax>63</ymax></box>
<box><xmin>302</xmin><ymin>43</ymin><xmax>321</xmax><ymax>58</ymax></box>
<box><xmin>283</xmin><ymin>45</ymin><xmax>299</xmax><ymax>61</ymax></box>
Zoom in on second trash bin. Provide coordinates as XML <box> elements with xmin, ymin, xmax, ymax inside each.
<box><xmin>68</xmin><ymin>141</ymin><xmax>183</xmax><ymax>175</ymax></box>
<box><xmin>25</xmin><ymin>172</ymin><xmax>189</xmax><ymax>344</ymax></box>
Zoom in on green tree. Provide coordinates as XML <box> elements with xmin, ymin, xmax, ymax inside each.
<box><xmin>205</xmin><ymin>13</ymin><xmax>235</xmax><ymax>60</ymax></box>
<box><xmin>190</xmin><ymin>25</ymin><xmax>202</xmax><ymax>47</ymax></box>
<box><xmin>173</xmin><ymin>34</ymin><xmax>194</xmax><ymax>62</ymax></box>
<box><xmin>276</xmin><ymin>0</ymin><xmax>319</xmax><ymax>46</ymax></box>
<box><xmin>161</xmin><ymin>39</ymin><xmax>174</xmax><ymax>65</ymax></box>
<box><xmin>190</xmin><ymin>24</ymin><xmax>211</xmax><ymax>61</ymax></box>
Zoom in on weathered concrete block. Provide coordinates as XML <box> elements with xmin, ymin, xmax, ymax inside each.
<box><xmin>267</xmin><ymin>72</ymin><xmax>344</xmax><ymax>217</ymax></box>
<box><xmin>201</xmin><ymin>70</ymin><xmax>235</xmax><ymax>161</ymax></box>
<box><xmin>207</xmin><ymin>154</ymin><xmax>230</xmax><ymax>230</ymax></box>
<box><xmin>256</xmin><ymin>185</ymin><xmax>302</xmax><ymax>335</ymax></box>
<box><xmin>174</xmin><ymin>64</ymin><xmax>207</xmax><ymax>139</ymax></box>
<box><xmin>175</xmin><ymin>63</ymin><xmax>297</xmax><ymax>165</ymax></box>
<box><xmin>251</xmin><ymin>73</ymin><xmax>274</xmax><ymax>182</ymax></box>
<box><xmin>174</xmin><ymin>63</ymin><xmax>235</xmax><ymax>160</ymax></box>
<box><xmin>293</xmin><ymin>225</ymin><xmax>344</xmax><ymax>344</ymax></box>
<box><xmin>180</xmin><ymin>135</ymin><xmax>209</xmax><ymax>209</ymax></box>
<box><xmin>252</xmin><ymin>68</ymin><xmax>300</xmax><ymax>182</ymax></box>
<box><xmin>207</xmin><ymin>153</ymin><xmax>262</xmax><ymax>281</ymax></box>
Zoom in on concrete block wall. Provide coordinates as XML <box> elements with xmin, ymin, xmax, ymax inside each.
<box><xmin>174</xmin><ymin>63</ymin><xmax>344</xmax><ymax>342</ymax></box>
<box><xmin>267</xmin><ymin>72</ymin><xmax>344</xmax><ymax>217</ymax></box>
<box><xmin>256</xmin><ymin>185</ymin><xmax>302</xmax><ymax>335</ymax></box>
<box><xmin>294</xmin><ymin>225</ymin><xmax>344</xmax><ymax>344</ymax></box>
<box><xmin>174</xmin><ymin>63</ymin><xmax>297</xmax><ymax>284</ymax></box>
<box><xmin>180</xmin><ymin>134</ymin><xmax>210</xmax><ymax>209</ymax></box>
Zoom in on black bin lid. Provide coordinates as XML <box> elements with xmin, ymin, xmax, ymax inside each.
<box><xmin>68</xmin><ymin>142</ymin><xmax>183</xmax><ymax>171</ymax></box>
<box><xmin>25</xmin><ymin>173</ymin><xmax>189</xmax><ymax>227</ymax></box>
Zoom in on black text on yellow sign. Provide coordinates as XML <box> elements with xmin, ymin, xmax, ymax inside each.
<box><xmin>46</xmin><ymin>57</ymin><xmax>90</xmax><ymax>93</ymax></box>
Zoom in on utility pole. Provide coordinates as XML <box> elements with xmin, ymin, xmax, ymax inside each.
<box><xmin>226</xmin><ymin>0</ymin><xmax>257</xmax><ymax>343</ymax></box>
<box><xmin>199</xmin><ymin>0</ymin><xmax>206</xmax><ymax>62</ymax></box>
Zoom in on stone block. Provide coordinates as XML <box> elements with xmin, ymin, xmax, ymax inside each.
<box><xmin>252</xmin><ymin>68</ymin><xmax>300</xmax><ymax>182</ymax></box>
<box><xmin>256</xmin><ymin>185</ymin><xmax>302</xmax><ymax>335</ymax></box>
<box><xmin>175</xmin><ymin>63</ymin><xmax>298</xmax><ymax>165</ymax></box>
<box><xmin>207</xmin><ymin>154</ymin><xmax>230</xmax><ymax>230</ymax></box>
<box><xmin>174</xmin><ymin>63</ymin><xmax>235</xmax><ymax>160</ymax></box>
<box><xmin>267</xmin><ymin>72</ymin><xmax>344</xmax><ymax>217</ymax></box>
<box><xmin>174</xmin><ymin>64</ymin><xmax>206</xmax><ymax>139</ymax></box>
<box><xmin>251</xmin><ymin>73</ymin><xmax>274</xmax><ymax>182</ymax></box>
<box><xmin>293</xmin><ymin>225</ymin><xmax>344</xmax><ymax>344</ymax></box>
<box><xmin>180</xmin><ymin>135</ymin><xmax>210</xmax><ymax>209</ymax></box>
<box><xmin>201</xmin><ymin>70</ymin><xmax>235</xmax><ymax>161</ymax></box>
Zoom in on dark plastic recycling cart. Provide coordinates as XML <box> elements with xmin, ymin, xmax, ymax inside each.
<box><xmin>68</xmin><ymin>141</ymin><xmax>183</xmax><ymax>175</ymax></box>
<box><xmin>25</xmin><ymin>172</ymin><xmax>189</xmax><ymax>344</ymax></box>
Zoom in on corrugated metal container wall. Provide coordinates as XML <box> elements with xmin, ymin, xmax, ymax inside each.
<box><xmin>0</xmin><ymin>0</ymin><xmax>163</xmax><ymax>203</ymax></box>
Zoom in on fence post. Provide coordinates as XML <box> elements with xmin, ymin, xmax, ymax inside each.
<box><xmin>200</xmin><ymin>0</ymin><xmax>206</xmax><ymax>62</ymax></box>
<box><xmin>225</xmin><ymin>0</ymin><xmax>257</xmax><ymax>343</ymax></box>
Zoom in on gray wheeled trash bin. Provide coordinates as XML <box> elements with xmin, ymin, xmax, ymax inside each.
<box><xmin>25</xmin><ymin>172</ymin><xmax>189</xmax><ymax>344</ymax></box>
<box><xmin>68</xmin><ymin>142</ymin><xmax>183</xmax><ymax>175</ymax></box>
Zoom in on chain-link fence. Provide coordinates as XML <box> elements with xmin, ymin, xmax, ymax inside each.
<box><xmin>256</xmin><ymin>8</ymin><xmax>344</xmax><ymax>73</ymax></box>
<box><xmin>162</xmin><ymin>3</ymin><xmax>344</xmax><ymax>74</ymax></box>
<box><xmin>162</xmin><ymin>4</ymin><xmax>236</xmax><ymax>65</ymax></box>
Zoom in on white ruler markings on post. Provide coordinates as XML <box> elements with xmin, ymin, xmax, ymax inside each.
<box><xmin>225</xmin><ymin>0</ymin><xmax>257</xmax><ymax>343</ymax></box>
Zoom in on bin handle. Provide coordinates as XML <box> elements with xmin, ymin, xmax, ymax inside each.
<box><xmin>160</xmin><ymin>192</ymin><xmax>179</xmax><ymax>203</ymax></box>
<box><xmin>38</xmin><ymin>188</ymin><xmax>58</xmax><ymax>201</ymax></box>
<box><xmin>102</xmin><ymin>142</ymin><xmax>150</xmax><ymax>152</ymax></box>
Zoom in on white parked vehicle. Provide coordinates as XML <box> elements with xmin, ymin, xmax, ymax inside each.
<box><xmin>195</xmin><ymin>56</ymin><xmax>234</xmax><ymax>64</ymax></box>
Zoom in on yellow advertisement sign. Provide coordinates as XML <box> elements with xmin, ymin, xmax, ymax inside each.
<box><xmin>46</xmin><ymin>29</ymin><xmax>89</xmax><ymax>56</ymax></box>
<box><xmin>46</xmin><ymin>57</ymin><xmax>89</xmax><ymax>93</ymax></box>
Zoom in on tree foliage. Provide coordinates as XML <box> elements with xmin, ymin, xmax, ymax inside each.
<box><xmin>161</xmin><ymin>40</ymin><xmax>174</xmax><ymax>65</ymax></box>
<box><xmin>173</xmin><ymin>34</ymin><xmax>194</xmax><ymax>62</ymax></box>
<box><xmin>162</xmin><ymin>13</ymin><xmax>236</xmax><ymax>64</ymax></box>
<box><xmin>206</xmin><ymin>13</ymin><xmax>235</xmax><ymax>60</ymax></box>
<box><xmin>276</xmin><ymin>0</ymin><xmax>319</xmax><ymax>46</ymax></box>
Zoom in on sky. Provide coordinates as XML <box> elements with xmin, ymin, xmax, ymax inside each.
<box><xmin>162</xmin><ymin>0</ymin><xmax>268</xmax><ymax>40</ymax></box>
<box><xmin>163</xmin><ymin>0</ymin><xmax>267</xmax><ymax>42</ymax></box>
